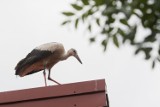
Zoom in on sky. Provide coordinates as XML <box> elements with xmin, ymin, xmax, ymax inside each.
<box><xmin>0</xmin><ymin>0</ymin><xmax>160</xmax><ymax>107</ymax></box>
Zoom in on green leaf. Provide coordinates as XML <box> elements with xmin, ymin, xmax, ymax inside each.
<box><xmin>107</xmin><ymin>16</ymin><xmax>115</xmax><ymax>24</ymax></box>
<box><xmin>81</xmin><ymin>0</ymin><xmax>89</xmax><ymax>5</ymax></box>
<box><xmin>94</xmin><ymin>0</ymin><xmax>106</xmax><ymax>6</ymax></box>
<box><xmin>87</xmin><ymin>9</ymin><xmax>93</xmax><ymax>15</ymax></box>
<box><xmin>113</xmin><ymin>34</ymin><xmax>119</xmax><ymax>48</ymax></box>
<box><xmin>75</xmin><ymin>18</ymin><xmax>79</xmax><ymax>29</ymax></box>
<box><xmin>152</xmin><ymin>60</ymin><xmax>155</xmax><ymax>68</ymax></box>
<box><xmin>81</xmin><ymin>9</ymin><xmax>93</xmax><ymax>23</ymax></box>
<box><xmin>62</xmin><ymin>12</ymin><xmax>74</xmax><ymax>16</ymax></box>
<box><xmin>144</xmin><ymin>35</ymin><xmax>156</xmax><ymax>42</ymax></box>
<box><xmin>135</xmin><ymin>48</ymin><xmax>141</xmax><ymax>55</ymax></box>
<box><xmin>131</xmin><ymin>26</ymin><xmax>137</xmax><ymax>38</ymax></box>
<box><xmin>118</xmin><ymin>28</ymin><xmax>126</xmax><ymax>43</ymax></box>
<box><xmin>71</xmin><ymin>4</ymin><xmax>83</xmax><ymax>10</ymax></box>
<box><xmin>144</xmin><ymin>47</ymin><xmax>152</xmax><ymax>60</ymax></box>
<box><xmin>120</xmin><ymin>19</ymin><xmax>129</xmax><ymax>27</ymax></box>
<box><xmin>101</xmin><ymin>39</ymin><xmax>107</xmax><ymax>51</ymax></box>
<box><xmin>61</xmin><ymin>20</ymin><xmax>71</xmax><ymax>25</ymax></box>
<box><xmin>118</xmin><ymin>28</ymin><xmax>125</xmax><ymax>36</ymax></box>
<box><xmin>96</xmin><ymin>18</ymin><xmax>100</xmax><ymax>26</ymax></box>
<box><xmin>89</xmin><ymin>37</ymin><xmax>96</xmax><ymax>43</ymax></box>
<box><xmin>88</xmin><ymin>24</ymin><xmax>91</xmax><ymax>32</ymax></box>
<box><xmin>101</xmin><ymin>28</ymin><xmax>107</xmax><ymax>34</ymax></box>
<box><xmin>135</xmin><ymin>47</ymin><xmax>152</xmax><ymax>60</ymax></box>
<box><xmin>81</xmin><ymin>13</ymin><xmax>87</xmax><ymax>22</ymax></box>
<box><xmin>108</xmin><ymin>27</ymin><xmax>114</xmax><ymax>32</ymax></box>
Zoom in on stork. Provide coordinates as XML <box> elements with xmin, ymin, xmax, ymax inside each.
<box><xmin>15</xmin><ymin>42</ymin><xmax>82</xmax><ymax>86</ymax></box>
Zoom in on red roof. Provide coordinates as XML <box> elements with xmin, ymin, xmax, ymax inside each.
<box><xmin>0</xmin><ymin>79</ymin><xmax>109</xmax><ymax>107</ymax></box>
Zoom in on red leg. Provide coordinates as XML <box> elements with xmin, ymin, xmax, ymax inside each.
<box><xmin>48</xmin><ymin>69</ymin><xmax>61</xmax><ymax>85</ymax></box>
<box><xmin>43</xmin><ymin>70</ymin><xmax>47</xmax><ymax>86</ymax></box>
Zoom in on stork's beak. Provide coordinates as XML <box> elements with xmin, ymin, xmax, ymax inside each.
<box><xmin>74</xmin><ymin>54</ymin><xmax>82</xmax><ymax>64</ymax></box>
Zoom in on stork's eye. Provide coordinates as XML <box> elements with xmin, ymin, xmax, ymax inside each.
<box><xmin>73</xmin><ymin>50</ymin><xmax>76</xmax><ymax>53</ymax></box>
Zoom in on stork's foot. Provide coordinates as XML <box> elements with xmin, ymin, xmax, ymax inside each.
<box><xmin>48</xmin><ymin>77</ymin><xmax>61</xmax><ymax>85</ymax></box>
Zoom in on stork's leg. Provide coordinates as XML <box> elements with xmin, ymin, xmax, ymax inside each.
<box><xmin>48</xmin><ymin>69</ymin><xmax>61</xmax><ymax>85</ymax></box>
<box><xmin>43</xmin><ymin>69</ymin><xmax>47</xmax><ymax>86</ymax></box>
<box><xmin>43</xmin><ymin>64</ymin><xmax>47</xmax><ymax>86</ymax></box>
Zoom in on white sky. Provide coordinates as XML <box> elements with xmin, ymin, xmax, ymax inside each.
<box><xmin>0</xmin><ymin>0</ymin><xmax>160</xmax><ymax>107</ymax></box>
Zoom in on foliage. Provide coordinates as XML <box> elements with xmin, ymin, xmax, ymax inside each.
<box><xmin>62</xmin><ymin>0</ymin><xmax>160</xmax><ymax>68</ymax></box>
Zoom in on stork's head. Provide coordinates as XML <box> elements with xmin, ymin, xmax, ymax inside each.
<box><xmin>68</xmin><ymin>48</ymin><xmax>82</xmax><ymax>64</ymax></box>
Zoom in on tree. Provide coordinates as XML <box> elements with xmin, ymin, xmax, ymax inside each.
<box><xmin>61</xmin><ymin>0</ymin><xmax>160</xmax><ymax>68</ymax></box>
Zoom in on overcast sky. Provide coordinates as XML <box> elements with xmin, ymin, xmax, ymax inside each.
<box><xmin>0</xmin><ymin>0</ymin><xmax>160</xmax><ymax>107</ymax></box>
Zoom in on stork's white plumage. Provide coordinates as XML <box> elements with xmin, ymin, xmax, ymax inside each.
<box><xmin>15</xmin><ymin>42</ymin><xmax>82</xmax><ymax>86</ymax></box>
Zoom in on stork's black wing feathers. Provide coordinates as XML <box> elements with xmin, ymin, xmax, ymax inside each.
<box><xmin>15</xmin><ymin>49</ymin><xmax>53</xmax><ymax>75</ymax></box>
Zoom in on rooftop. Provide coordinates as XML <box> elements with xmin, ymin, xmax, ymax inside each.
<box><xmin>0</xmin><ymin>79</ymin><xmax>109</xmax><ymax>107</ymax></box>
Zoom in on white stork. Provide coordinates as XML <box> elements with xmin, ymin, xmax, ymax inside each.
<box><xmin>15</xmin><ymin>42</ymin><xmax>82</xmax><ymax>86</ymax></box>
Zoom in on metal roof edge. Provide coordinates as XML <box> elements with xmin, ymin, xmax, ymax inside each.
<box><xmin>0</xmin><ymin>79</ymin><xmax>106</xmax><ymax>104</ymax></box>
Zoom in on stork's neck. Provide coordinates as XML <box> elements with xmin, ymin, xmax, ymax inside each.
<box><xmin>61</xmin><ymin>52</ymin><xmax>71</xmax><ymax>61</ymax></box>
